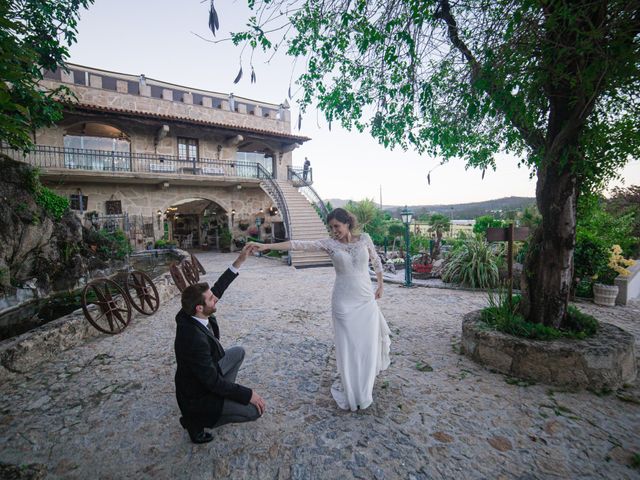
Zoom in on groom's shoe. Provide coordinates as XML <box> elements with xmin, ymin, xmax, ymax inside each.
<box><xmin>180</xmin><ymin>416</ymin><xmax>213</xmax><ymax>444</ymax></box>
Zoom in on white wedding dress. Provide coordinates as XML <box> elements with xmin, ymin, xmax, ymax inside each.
<box><xmin>291</xmin><ymin>233</ymin><xmax>391</xmax><ymax>410</ymax></box>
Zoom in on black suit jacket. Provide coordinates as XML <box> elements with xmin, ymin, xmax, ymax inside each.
<box><xmin>174</xmin><ymin>268</ymin><xmax>252</xmax><ymax>428</ymax></box>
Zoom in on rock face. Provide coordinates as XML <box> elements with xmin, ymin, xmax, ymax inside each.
<box><xmin>461</xmin><ymin>310</ymin><xmax>637</xmax><ymax>389</ymax></box>
<box><xmin>0</xmin><ymin>155</ymin><xmax>86</xmax><ymax>295</ymax></box>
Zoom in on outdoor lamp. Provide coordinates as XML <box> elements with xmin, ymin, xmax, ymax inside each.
<box><xmin>401</xmin><ymin>207</ymin><xmax>413</xmax><ymax>225</ymax></box>
<box><xmin>401</xmin><ymin>206</ymin><xmax>414</xmax><ymax>287</ymax></box>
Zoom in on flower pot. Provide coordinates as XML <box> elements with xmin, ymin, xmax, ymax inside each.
<box><xmin>593</xmin><ymin>283</ymin><xmax>619</xmax><ymax>306</ymax></box>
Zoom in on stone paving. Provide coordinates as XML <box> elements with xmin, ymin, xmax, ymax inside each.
<box><xmin>0</xmin><ymin>252</ymin><xmax>639</xmax><ymax>479</ymax></box>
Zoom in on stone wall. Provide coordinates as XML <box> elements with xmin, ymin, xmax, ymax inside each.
<box><xmin>46</xmin><ymin>182</ymin><xmax>278</xmax><ymax>241</ymax></box>
<box><xmin>460</xmin><ymin>310</ymin><xmax>637</xmax><ymax>389</ymax></box>
<box><xmin>0</xmin><ymin>273</ymin><xmax>180</xmax><ymax>380</ymax></box>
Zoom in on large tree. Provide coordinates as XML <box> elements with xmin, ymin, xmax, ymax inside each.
<box><xmin>228</xmin><ymin>0</ymin><xmax>640</xmax><ymax>327</ymax></box>
<box><xmin>0</xmin><ymin>0</ymin><xmax>93</xmax><ymax>151</ymax></box>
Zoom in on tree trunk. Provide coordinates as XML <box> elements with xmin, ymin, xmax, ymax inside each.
<box><xmin>521</xmin><ymin>161</ymin><xmax>578</xmax><ymax>328</ymax></box>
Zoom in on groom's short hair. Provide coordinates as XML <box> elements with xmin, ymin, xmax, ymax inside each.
<box><xmin>181</xmin><ymin>282</ymin><xmax>210</xmax><ymax>315</ymax></box>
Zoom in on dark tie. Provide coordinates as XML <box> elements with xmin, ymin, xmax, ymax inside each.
<box><xmin>206</xmin><ymin>322</ymin><xmax>214</xmax><ymax>335</ymax></box>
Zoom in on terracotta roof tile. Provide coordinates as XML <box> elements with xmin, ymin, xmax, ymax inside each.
<box><xmin>69</xmin><ymin>103</ymin><xmax>311</xmax><ymax>143</ymax></box>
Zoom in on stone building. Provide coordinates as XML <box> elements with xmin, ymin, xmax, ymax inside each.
<box><xmin>2</xmin><ymin>64</ymin><xmax>330</xmax><ymax>267</ymax></box>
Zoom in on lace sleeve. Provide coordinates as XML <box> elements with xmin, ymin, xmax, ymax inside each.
<box><xmin>290</xmin><ymin>238</ymin><xmax>333</xmax><ymax>253</ymax></box>
<box><xmin>364</xmin><ymin>233</ymin><xmax>383</xmax><ymax>274</ymax></box>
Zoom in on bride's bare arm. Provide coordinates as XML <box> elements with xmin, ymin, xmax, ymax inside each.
<box><xmin>247</xmin><ymin>241</ymin><xmax>291</xmax><ymax>252</ymax></box>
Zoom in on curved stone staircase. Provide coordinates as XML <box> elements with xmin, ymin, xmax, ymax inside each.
<box><xmin>260</xmin><ymin>179</ymin><xmax>332</xmax><ymax>268</ymax></box>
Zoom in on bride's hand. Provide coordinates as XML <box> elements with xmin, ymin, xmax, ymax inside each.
<box><xmin>375</xmin><ymin>284</ymin><xmax>383</xmax><ymax>299</ymax></box>
<box><xmin>247</xmin><ymin>241</ymin><xmax>268</xmax><ymax>252</ymax></box>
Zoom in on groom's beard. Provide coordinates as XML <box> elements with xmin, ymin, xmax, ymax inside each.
<box><xmin>202</xmin><ymin>305</ymin><xmax>217</xmax><ymax>316</ymax></box>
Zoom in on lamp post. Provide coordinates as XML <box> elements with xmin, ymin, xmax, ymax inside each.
<box><xmin>401</xmin><ymin>206</ymin><xmax>414</xmax><ymax>287</ymax></box>
<box><xmin>255</xmin><ymin>216</ymin><xmax>263</xmax><ymax>240</ymax></box>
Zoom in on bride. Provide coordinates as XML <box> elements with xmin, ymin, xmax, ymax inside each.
<box><xmin>249</xmin><ymin>208</ymin><xmax>391</xmax><ymax>411</ymax></box>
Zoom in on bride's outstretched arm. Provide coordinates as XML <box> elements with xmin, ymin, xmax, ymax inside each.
<box><xmin>247</xmin><ymin>241</ymin><xmax>291</xmax><ymax>252</ymax></box>
<box><xmin>248</xmin><ymin>238</ymin><xmax>331</xmax><ymax>253</ymax></box>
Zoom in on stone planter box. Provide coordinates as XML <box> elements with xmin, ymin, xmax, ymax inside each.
<box><xmin>461</xmin><ymin>310</ymin><xmax>637</xmax><ymax>389</ymax></box>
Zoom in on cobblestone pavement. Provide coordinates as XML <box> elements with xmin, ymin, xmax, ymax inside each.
<box><xmin>1</xmin><ymin>252</ymin><xmax>639</xmax><ymax>479</ymax></box>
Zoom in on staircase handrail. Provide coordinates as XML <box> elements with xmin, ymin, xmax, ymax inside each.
<box><xmin>287</xmin><ymin>166</ymin><xmax>330</xmax><ymax>224</ymax></box>
<box><xmin>257</xmin><ymin>164</ymin><xmax>291</xmax><ymax>239</ymax></box>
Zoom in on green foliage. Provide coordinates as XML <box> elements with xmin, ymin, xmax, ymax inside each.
<box><xmin>482</xmin><ymin>291</ymin><xmax>598</xmax><ymax>340</ymax></box>
<box><xmin>93</xmin><ymin>229</ymin><xmax>131</xmax><ymax>260</ymax></box>
<box><xmin>427</xmin><ymin>213</ymin><xmax>450</xmax><ymax>235</ymax></box>
<box><xmin>578</xmin><ymin>194</ymin><xmax>638</xmax><ymax>257</ymax></box>
<box><xmin>35</xmin><ymin>186</ymin><xmax>69</xmax><ymax>220</ymax></box>
<box><xmin>154</xmin><ymin>239</ymin><xmax>177</xmax><ymax>249</ymax></box>
<box><xmin>473</xmin><ymin>215</ymin><xmax>503</xmax><ymax>235</ymax></box>
<box><xmin>607</xmin><ymin>185</ymin><xmax>640</xmax><ymax>257</ymax></box>
<box><xmin>0</xmin><ymin>0</ymin><xmax>94</xmax><ymax>151</ymax></box>
<box><xmin>442</xmin><ymin>235</ymin><xmax>503</xmax><ymax>288</ymax></box>
<box><xmin>219</xmin><ymin>227</ymin><xmax>232</xmax><ymax>250</ymax></box>
<box><xmin>519</xmin><ymin>205</ymin><xmax>541</xmax><ymax>229</ymax></box>
<box><xmin>573</xmin><ymin>193</ymin><xmax>639</xmax><ymax>292</ymax></box>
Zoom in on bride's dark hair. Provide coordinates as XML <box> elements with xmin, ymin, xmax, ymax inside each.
<box><xmin>327</xmin><ymin>208</ymin><xmax>358</xmax><ymax>231</ymax></box>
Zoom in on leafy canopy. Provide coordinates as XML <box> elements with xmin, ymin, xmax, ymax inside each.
<box><xmin>233</xmin><ymin>1</ymin><xmax>640</xmax><ymax>192</ymax></box>
<box><xmin>0</xmin><ymin>0</ymin><xmax>93</xmax><ymax>151</ymax></box>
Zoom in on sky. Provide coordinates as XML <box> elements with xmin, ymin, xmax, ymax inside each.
<box><xmin>67</xmin><ymin>0</ymin><xmax>640</xmax><ymax>206</ymax></box>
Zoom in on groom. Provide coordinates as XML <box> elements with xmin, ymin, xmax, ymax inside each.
<box><xmin>174</xmin><ymin>244</ymin><xmax>266</xmax><ymax>444</ymax></box>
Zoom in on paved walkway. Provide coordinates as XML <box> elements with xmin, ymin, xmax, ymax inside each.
<box><xmin>0</xmin><ymin>252</ymin><xmax>639</xmax><ymax>479</ymax></box>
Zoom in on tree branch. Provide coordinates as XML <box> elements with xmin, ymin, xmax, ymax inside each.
<box><xmin>435</xmin><ymin>0</ymin><xmax>545</xmax><ymax>151</ymax></box>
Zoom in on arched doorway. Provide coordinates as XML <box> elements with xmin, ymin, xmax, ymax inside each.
<box><xmin>164</xmin><ymin>198</ymin><xmax>229</xmax><ymax>250</ymax></box>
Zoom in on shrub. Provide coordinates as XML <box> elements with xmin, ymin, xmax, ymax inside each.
<box><xmin>96</xmin><ymin>229</ymin><xmax>132</xmax><ymax>260</ymax></box>
<box><xmin>481</xmin><ymin>290</ymin><xmax>598</xmax><ymax>340</ymax></box>
<box><xmin>36</xmin><ymin>186</ymin><xmax>69</xmax><ymax>220</ymax></box>
<box><xmin>442</xmin><ymin>235</ymin><xmax>503</xmax><ymax>288</ymax></box>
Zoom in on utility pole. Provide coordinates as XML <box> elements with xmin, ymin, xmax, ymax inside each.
<box><xmin>379</xmin><ymin>184</ymin><xmax>383</xmax><ymax>209</ymax></box>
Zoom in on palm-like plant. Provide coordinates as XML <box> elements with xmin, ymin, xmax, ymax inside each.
<box><xmin>442</xmin><ymin>235</ymin><xmax>504</xmax><ymax>289</ymax></box>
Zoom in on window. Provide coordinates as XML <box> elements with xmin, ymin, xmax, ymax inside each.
<box><xmin>235</xmin><ymin>151</ymin><xmax>272</xmax><ymax>177</ymax></box>
<box><xmin>70</xmin><ymin>194</ymin><xmax>88</xmax><ymax>211</ymax></box>
<box><xmin>105</xmin><ymin>200</ymin><xmax>122</xmax><ymax>215</ymax></box>
<box><xmin>63</xmin><ymin>123</ymin><xmax>131</xmax><ymax>171</ymax></box>
<box><xmin>178</xmin><ymin>137</ymin><xmax>198</xmax><ymax>162</ymax></box>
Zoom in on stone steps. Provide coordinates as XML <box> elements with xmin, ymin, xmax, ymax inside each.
<box><xmin>274</xmin><ymin>180</ymin><xmax>331</xmax><ymax>268</ymax></box>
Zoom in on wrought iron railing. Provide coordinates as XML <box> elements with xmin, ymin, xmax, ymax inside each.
<box><xmin>257</xmin><ymin>164</ymin><xmax>290</xmax><ymax>240</ymax></box>
<box><xmin>287</xmin><ymin>166</ymin><xmax>329</xmax><ymax>224</ymax></box>
<box><xmin>288</xmin><ymin>166</ymin><xmax>313</xmax><ymax>184</ymax></box>
<box><xmin>0</xmin><ymin>145</ymin><xmax>273</xmax><ymax>179</ymax></box>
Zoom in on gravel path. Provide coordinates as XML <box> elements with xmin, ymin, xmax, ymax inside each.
<box><xmin>0</xmin><ymin>252</ymin><xmax>638</xmax><ymax>479</ymax></box>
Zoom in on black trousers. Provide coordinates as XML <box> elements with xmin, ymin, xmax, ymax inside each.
<box><xmin>213</xmin><ymin>346</ymin><xmax>261</xmax><ymax>428</ymax></box>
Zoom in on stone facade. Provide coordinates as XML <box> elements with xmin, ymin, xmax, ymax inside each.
<box><xmin>461</xmin><ymin>310</ymin><xmax>637</xmax><ymax>389</ymax></box>
<box><xmin>27</xmin><ymin>64</ymin><xmax>309</xmax><ymax>247</ymax></box>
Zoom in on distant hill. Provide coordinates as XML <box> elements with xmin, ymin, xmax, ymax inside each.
<box><xmin>325</xmin><ymin>196</ymin><xmax>536</xmax><ymax>219</ymax></box>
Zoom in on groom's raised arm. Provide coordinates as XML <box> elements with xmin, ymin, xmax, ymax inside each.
<box><xmin>211</xmin><ymin>244</ymin><xmax>257</xmax><ymax>299</ymax></box>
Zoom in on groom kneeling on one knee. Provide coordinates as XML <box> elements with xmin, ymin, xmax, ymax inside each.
<box><xmin>174</xmin><ymin>244</ymin><xmax>266</xmax><ymax>444</ymax></box>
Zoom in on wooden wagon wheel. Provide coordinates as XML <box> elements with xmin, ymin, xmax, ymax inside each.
<box><xmin>170</xmin><ymin>262</ymin><xmax>188</xmax><ymax>292</ymax></box>
<box><xmin>124</xmin><ymin>270</ymin><xmax>160</xmax><ymax>315</ymax></box>
<box><xmin>81</xmin><ymin>278</ymin><xmax>132</xmax><ymax>334</ymax></box>
<box><xmin>181</xmin><ymin>259</ymin><xmax>199</xmax><ymax>284</ymax></box>
<box><xmin>191</xmin><ymin>253</ymin><xmax>206</xmax><ymax>275</ymax></box>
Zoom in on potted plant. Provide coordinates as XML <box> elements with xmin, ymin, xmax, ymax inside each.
<box><xmin>238</xmin><ymin>221</ymin><xmax>250</xmax><ymax>231</ymax></box>
<box><xmin>592</xmin><ymin>245</ymin><xmax>635</xmax><ymax>306</ymax></box>
<box><xmin>247</xmin><ymin>226</ymin><xmax>259</xmax><ymax>237</ymax></box>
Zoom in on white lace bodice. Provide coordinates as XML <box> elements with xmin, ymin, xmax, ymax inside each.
<box><xmin>290</xmin><ymin>233</ymin><xmax>383</xmax><ymax>275</ymax></box>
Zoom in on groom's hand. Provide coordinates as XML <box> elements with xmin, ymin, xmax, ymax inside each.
<box><xmin>250</xmin><ymin>391</ymin><xmax>266</xmax><ymax>415</ymax></box>
<box><xmin>247</xmin><ymin>241</ymin><xmax>269</xmax><ymax>252</ymax></box>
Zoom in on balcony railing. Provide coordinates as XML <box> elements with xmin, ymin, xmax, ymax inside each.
<box><xmin>0</xmin><ymin>145</ymin><xmax>273</xmax><ymax>179</ymax></box>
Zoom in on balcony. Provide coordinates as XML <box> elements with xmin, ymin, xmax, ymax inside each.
<box><xmin>1</xmin><ymin>145</ymin><xmax>273</xmax><ymax>183</ymax></box>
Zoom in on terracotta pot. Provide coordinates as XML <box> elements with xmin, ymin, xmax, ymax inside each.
<box><xmin>593</xmin><ymin>283</ymin><xmax>619</xmax><ymax>306</ymax></box>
